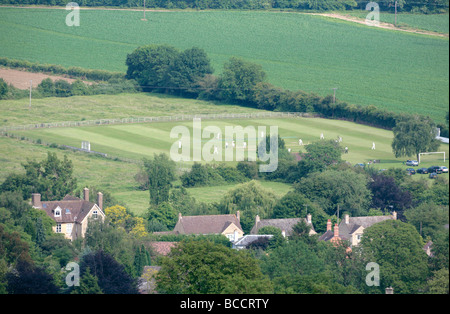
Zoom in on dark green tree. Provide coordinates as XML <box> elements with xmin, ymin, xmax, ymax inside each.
<box><xmin>1</xmin><ymin>152</ymin><xmax>78</xmax><ymax>202</ymax></box>
<box><xmin>392</xmin><ymin>116</ymin><xmax>441</xmax><ymax>161</ymax></box>
<box><xmin>70</xmin><ymin>267</ymin><xmax>103</xmax><ymax>294</ymax></box>
<box><xmin>133</xmin><ymin>244</ymin><xmax>151</xmax><ymax>277</ymax></box>
<box><xmin>219</xmin><ymin>180</ymin><xmax>277</xmax><ymax>233</ymax></box>
<box><xmin>166</xmin><ymin>47</ymin><xmax>214</xmax><ymax>96</ymax></box>
<box><xmin>0</xmin><ymin>78</ymin><xmax>8</xmax><ymax>99</ymax></box>
<box><xmin>35</xmin><ymin>217</ymin><xmax>46</xmax><ymax>248</ymax></box>
<box><xmin>156</xmin><ymin>240</ymin><xmax>273</xmax><ymax>293</ymax></box>
<box><xmin>37</xmin><ymin>78</ymin><xmax>55</xmax><ymax>97</ymax></box>
<box><xmin>296</xmin><ymin>139</ymin><xmax>343</xmax><ymax>178</ymax></box>
<box><xmin>360</xmin><ymin>220</ymin><xmax>429</xmax><ymax>294</ymax></box>
<box><xmin>143</xmin><ymin>153</ymin><xmax>176</xmax><ymax>206</ymax></box>
<box><xmin>294</xmin><ymin>169</ymin><xmax>372</xmax><ymax>217</ymax></box>
<box><xmin>80</xmin><ymin>250</ymin><xmax>138</xmax><ymax>294</ymax></box>
<box><xmin>6</xmin><ymin>260</ymin><xmax>59</xmax><ymax>294</ymax></box>
<box><xmin>125</xmin><ymin>44</ymin><xmax>180</xmax><ymax>90</ymax></box>
<box><xmin>217</xmin><ymin>57</ymin><xmax>266</xmax><ymax>104</ymax></box>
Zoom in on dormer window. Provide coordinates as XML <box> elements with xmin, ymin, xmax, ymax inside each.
<box><xmin>54</xmin><ymin>207</ymin><xmax>61</xmax><ymax>217</ymax></box>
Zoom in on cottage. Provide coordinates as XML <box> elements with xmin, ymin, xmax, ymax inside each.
<box><xmin>172</xmin><ymin>211</ymin><xmax>244</xmax><ymax>241</ymax></box>
<box><xmin>31</xmin><ymin>187</ymin><xmax>105</xmax><ymax>241</ymax></box>
<box><xmin>319</xmin><ymin>212</ymin><xmax>397</xmax><ymax>247</ymax></box>
<box><xmin>250</xmin><ymin>214</ymin><xmax>316</xmax><ymax>237</ymax></box>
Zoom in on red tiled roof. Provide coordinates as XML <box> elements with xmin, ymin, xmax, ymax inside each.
<box><xmin>173</xmin><ymin>214</ymin><xmax>242</xmax><ymax>235</ymax></box>
<box><xmin>150</xmin><ymin>242</ymin><xmax>178</xmax><ymax>256</ymax></box>
<box><xmin>38</xmin><ymin>195</ymin><xmax>97</xmax><ymax>223</ymax></box>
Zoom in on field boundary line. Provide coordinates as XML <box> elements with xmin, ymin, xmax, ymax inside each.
<box><xmin>0</xmin><ymin>112</ymin><xmax>318</xmax><ymax>133</ymax></box>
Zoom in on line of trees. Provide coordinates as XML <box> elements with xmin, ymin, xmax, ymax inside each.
<box><xmin>1</xmin><ymin>0</ymin><xmax>448</xmax><ymax>13</ymax></box>
<box><xmin>126</xmin><ymin>44</ymin><xmax>448</xmax><ymax>135</ymax></box>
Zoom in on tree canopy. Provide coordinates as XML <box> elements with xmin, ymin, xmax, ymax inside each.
<box><xmin>391</xmin><ymin>116</ymin><xmax>441</xmax><ymax>161</ymax></box>
<box><xmin>156</xmin><ymin>239</ymin><xmax>273</xmax><ymax>294</ymax></box>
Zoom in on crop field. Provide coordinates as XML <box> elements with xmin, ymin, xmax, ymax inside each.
<box><xmin>0</xmin><ymin>7</ymin><xmax>448</xmax><ymax>123</ymax></box>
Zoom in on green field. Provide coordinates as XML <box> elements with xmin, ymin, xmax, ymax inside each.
<box><xmin>11</xmin><ymin>114</ymin><xmax>449</xmax><ymax>168</ymax></box>
<box><xmin>1</xmin><ymin>93</ymin><xmax>448</xmax><ymax>215</ymax></box>
<box><xmin>0</xmin><ymin>7</ymin><xmax>448</xmax><ymax>123</ymax></box>
<box><xmin>0</xmin><ymin>93</ymin><xmax>267</xmax><ymax>127</ymax></box>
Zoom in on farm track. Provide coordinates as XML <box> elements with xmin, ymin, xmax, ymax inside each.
<box><xmin>2</xmin><ymin>5</ymin><xmax>448</xmax><ymax>38</ymax></box>
<box><xmin>313</xmin><ymin>12</ymin><xmax>449</xmax><ymax>38</ymax></box>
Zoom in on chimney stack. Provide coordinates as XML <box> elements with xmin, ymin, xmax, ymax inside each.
<box><xmin>31</xmin><ymin>193</ymin><xmax>41</xmax><ymax>208</ymax></box>
<box><xmin>97</xmin><ymin>192</ymin><xmax>103</xmax><ymax>210</ymax></box>
<box><xmin>178</xmin><ymin>213</ymin><xmax>182</xmax><ymax>221</ymax></box>
<box><xmin>326</xmin><ymin>219</ymin><xmax>332</xmax><ymax>231</ymax></box>
<box><xmin>306</xmin><ymin>213</ymin><xmax>312</xmax><ymax>224</ymax></box>
<box><xmin>83</xmin><ymin>187</ymin><xmax>89</xmax><ymax>202</ymax></box>
<box><xmin>255</xmin><ymin>215</ymin><xmax>260</xmax><ymax>224</ymax></box>
<box><xmin>345</xmin><ymin>214</ymin><xmax>349</xmax><ymax>224</ymax></box>
<box><xmin>333</xmin><ymin>224</ymin><xmax>339</xmax><ymax>238</ymax></box>
<box><xmin>236</xmin><ymin>210</ymin><xmax>240</xmax><ymax>221</ymax></box>
<box><xmin>392</xmin><ymin>211</ymin><xmax>397</xmax><ymax>220</ymax></box>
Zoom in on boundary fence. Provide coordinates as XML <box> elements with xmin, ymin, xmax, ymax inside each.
<box><xmin>0</xmin><ymin>111</ymin><xmax>317</xmax><ymax>165</ymax></box>
<box><xmin>0</xmin><ymin>111</ymin><xmax>317</xmax><ymax>133</ymax></box>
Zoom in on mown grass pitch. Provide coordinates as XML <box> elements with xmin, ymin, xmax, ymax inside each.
<box><xmin>12</xmin><ymin>115</ymin><xmax>449</xmax><ymax>169</ymax></box>
<box><xmin>0</xmin><ymin>8</ymin><xmax>448</xmax><ymax>123</ymax></box>
<box><xmin>3</xmin><ymin>115</ymin><xmax>449</xmax><ymax>215</ymax></box>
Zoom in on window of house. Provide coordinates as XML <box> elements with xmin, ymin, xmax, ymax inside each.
<box><xmin>92</xmin><ymin>210</ymin><xmax>98</xmax><ymax>219</ymax></box>
<box><xmin>66</xmin><ymin>223</ymin><xmax>73</xmax><ymax>235</ymax></box>
<box><xmin>55</xmin><ymin>208</ymin><xmax>61</xmax><ymax>217</ymax></box>
<box><xmin>56</xmin><ymin>224</ymin><xmax>61</xmax><ymax>233</ymax></box>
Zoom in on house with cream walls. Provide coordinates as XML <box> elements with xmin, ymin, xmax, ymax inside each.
<box><xmin>319</xmin><ymin>212</ymin><xmax>397</xmax><ymax>247</ymax></box>
<box><xmin>171</xmin><ymin>211</ymin><xmax>244</xmax><ymax>242</ymax></box>
<box><xmin>31</xmin><ymin>187</ymin><xmax>105</xmax><ymax>241</ymax></box>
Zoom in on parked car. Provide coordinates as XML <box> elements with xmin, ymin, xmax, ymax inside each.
<box><xmin>429</xmin><ymin>172</ymin><xmax>438</xmax><ymax>179</ymax></box>
<box><xmin>406</xmin><ymin>160</ymin><xmax>419</xmax><ymax>166</ymax></box>
<box><xmin>428</xmin><ymin>166</ymin><xmax>443</xmax><ymax>174</ymax></box>
<box><xmin>417</xmin><ymin>168</ymin><xmax>428</xmax><ymax>174</ymax></box>
<box><xmin>439</xmin><ymin>166</ymin><xmax>448</xmax><ymax>173</ymax></box>
<box><xmin>406</xmin><ymin>168</ymin><xmax>416</xmax><ymax>175</ymax></box>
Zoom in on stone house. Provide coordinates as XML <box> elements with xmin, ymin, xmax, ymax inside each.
<box><xmin>171</xmin><ymin>211</ymin><xmax>244</xmax><ymax>242</ymax></box>
<box><xmin>250</xmin><ymin>214</ymin><xmax>317</xmax><ymax>237</ymax></box>
<box><xmin>31</xmin><ymin>187</ymin><xmax>105</xmax><ymax>241</ymax></box>
<box><xmin>319</xmin><ymin>212</ymin><xmax>397</xmax><ymax>247</ymax></box>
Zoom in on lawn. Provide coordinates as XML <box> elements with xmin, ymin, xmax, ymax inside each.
<box><xmin>0</xmin><ymin>7</ymin><xmax>448</xmax><ymax>123</ymax></box>
<box><xmin>9</xmin><ymin>111</ymin><xmax>449</xmax><ymax>171</ymax></box>
<box><xmin>2</xmin><ymin>111</ymin><xmax>448</xmax><ymax>215</ymax></box>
